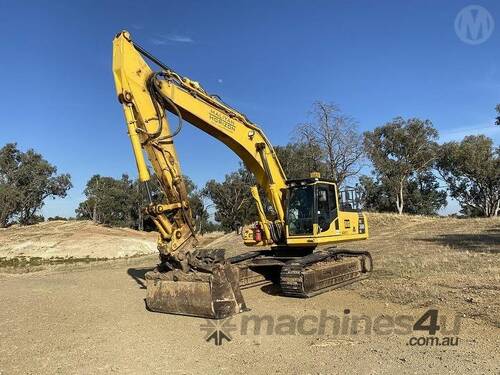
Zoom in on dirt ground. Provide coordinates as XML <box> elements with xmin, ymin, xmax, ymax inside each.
<box><xmin>0</xmin><ymin>214</ymin><xmax>499</xmax><ymax>374</ymax></box>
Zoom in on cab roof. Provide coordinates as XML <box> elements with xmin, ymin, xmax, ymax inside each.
<box><xmin>286</xmin><ymin>178</ymin><xmax>336</xmax><ymax>186</ymax></box>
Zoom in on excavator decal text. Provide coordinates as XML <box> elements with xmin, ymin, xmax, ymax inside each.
<box><xmin>209</xmin><ymin>109</ymin><xmax>236</xmax><ymax>132</ymax></box>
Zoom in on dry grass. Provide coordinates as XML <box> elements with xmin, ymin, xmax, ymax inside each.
<box><xmin>343</xmin><ymin>213</ymin><xmax>500</xmax><ymax>327</ymax></box>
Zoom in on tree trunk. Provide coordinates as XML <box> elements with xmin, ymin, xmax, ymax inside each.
<box><xmin>0</xmin><ymin>208</ymin><xmax>8</xmax><ymax>228</ymax></box>
<box><xmin>485</xmin><ymin>196</ymin><xmax>490</xmax><ymax>217</ymax></box>
<box><xmin>93</xmin><ymin>180</ymin><xmax>99</xmax><ymax>223</ymax></box>
<box><xmin>92</xmin><ymin>203</ymin><xmax>97</xmax><ymax>223</ymax></box>
<box><xmin>396</xmin><ymin>180</ymin><xmax>404</xmax><ymax>215</ymax></box>
<box><xmin>138</xmin><ymin>204</ymin><xmax>143</xmax><ymax>231</ymax></box>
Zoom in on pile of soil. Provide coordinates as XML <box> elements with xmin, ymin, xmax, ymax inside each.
<box><xmin>0</xmin><ymin>220</ymin><xmax>158</xmax><ymax>259</ymax></box>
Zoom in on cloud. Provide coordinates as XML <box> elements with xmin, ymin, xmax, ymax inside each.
<box><xmin>151</xmin><ymin>33</ymin><xmax>194</xmax><ymax>45</ymax></box>
<box><xmin>150</xmin><ymin>38</ymin><xmax>168</xmax><ymax>45</ymax></box>
<box><xmin>439</xmin><ymin>122</ymin><xmax>500</xmax><ymax>142</ymax></box>
<box><xmin>168</xmin><ymin>34</ymin><xmax>194</xmax><ymax>43</ymax></box>
<box><xmin>217</xmin><ymin>78</ymin><xmax>223</xmax><ymax>84</ymax></box>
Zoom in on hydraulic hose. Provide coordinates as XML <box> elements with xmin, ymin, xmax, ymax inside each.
<box><xmin>142</xmin><ymin>73</ymin><xmax>183</xmax><ymax>142</ymax></box>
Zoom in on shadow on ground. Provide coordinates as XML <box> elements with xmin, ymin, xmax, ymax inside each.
<box><xmin>127</xmin><ymin>267</ymin><xmax>154</xmax><ymax>289</ymax></box>
<box><xmin>419</xmin><ymin>228</ymin><xmax>500</xmax><ymax>253</ymax></box>
<box><xmin>260</xmin><ymin>283</ymin><xmax>282</xmax><ymax>296</ymax></box>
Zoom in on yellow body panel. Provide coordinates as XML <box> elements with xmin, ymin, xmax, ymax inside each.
<box><xmin>285</xmin><ymin>211</ymin><xmax>369</xmax><ymax>246</ymax></box>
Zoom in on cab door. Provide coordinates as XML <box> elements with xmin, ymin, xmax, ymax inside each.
<box><xmin>315</xmin><ymin>183</ymin><xmax>339</xmax><ymax>235</ymax></box>
<box><xmin>287</xmin><ymin>184</ymin><xmax>315</xmax><ymax>236</ymax></box>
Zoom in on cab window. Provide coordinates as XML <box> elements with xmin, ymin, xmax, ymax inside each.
<box><xmin>287</xmin><ymin>185</ymin><xmax>314</xmax><ymax>235</ymax></box>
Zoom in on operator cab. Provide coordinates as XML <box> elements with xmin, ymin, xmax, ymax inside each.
<box><xmin>285</xmin><ymin>178</ymin><xmax>362</xmax><ymax>237</ymax></box>
<box><xmin>286</xmin><ymin>178</ymin><xmax>338</xmax><ymax>236</ymax></box>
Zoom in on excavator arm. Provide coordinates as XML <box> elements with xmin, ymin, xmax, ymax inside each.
<box><xmin>113</xmin><ymin>31</ymin><xmax>286</xmax><ymax>269</ymax></box>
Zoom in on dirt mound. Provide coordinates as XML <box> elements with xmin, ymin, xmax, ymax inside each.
<box><xmin>0</xmin><ymin>220</ymin><xmax>158</xmax><ymax>259</ymax></box>
<box><xmin>366</xmin><ymin>212</ymin><xmax>437</xmax><ymax>227</ymax></box>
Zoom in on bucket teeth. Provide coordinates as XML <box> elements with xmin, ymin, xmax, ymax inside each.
<box><xmin>145</xmin><ymin>262</ymin><xmax>247</xmax><ymax>319</ymax></box>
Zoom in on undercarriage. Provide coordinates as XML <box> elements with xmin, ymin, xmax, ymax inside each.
<box><xmin>145</xmin><ymin>247</ymin><xmax>373</xmax><ymax>319</ymax></box>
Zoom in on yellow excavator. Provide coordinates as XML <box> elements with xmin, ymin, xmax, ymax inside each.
<box><xmin>112</xmin><ymin>31</ymin><xmax>372</xmax><ymax>319</ymax></box>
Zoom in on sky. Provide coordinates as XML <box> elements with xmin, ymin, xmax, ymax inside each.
<box><xmin>0</xmin><ymin>0</ymin><xmax>498</xmax><ymax>218</ymax></box>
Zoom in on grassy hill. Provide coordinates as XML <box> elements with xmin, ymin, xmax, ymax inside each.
<box><xmin>347</xmin><ymin>213</ymin><xmax>499</xmax><ymax>327</ymax></box>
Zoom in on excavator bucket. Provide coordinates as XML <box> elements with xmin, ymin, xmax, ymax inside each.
<box><xmin>145</xmin><ymin>262</ymin><xmax>247</xmax><ymax>319</ymax></box>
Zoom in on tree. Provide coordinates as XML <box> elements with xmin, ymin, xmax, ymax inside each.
<box><xmin>495</xmin><ymin>104</ymin><xmax>500</xmax><ymax>126</ymax></box>
<box><xmin>437</xmin><ymin>135</ymin><xmax>499</xmax><ymax>217</ymax></box>
<box><xmin>358</xmin><ymin>175</ymin><xmax>394</xmax><ymax>213</ymax></box>
<box><xmin>76</xmin><ymin>174</ymin><xmax>135</xmax><ymax>227</ymax></box>
<box><xmin>274</xmin><ymin>142</ymin><xmax>327</xmax><ymax>179</ymax></box>
<box><xmin>76</xmin><ymin>174</ymin><xmax>208</xmax><ymax>231</ymax></box>
<box><xmin>47</xmin><ymin>216</ymin><xmax>68</xmax><ymax>221</ymax></box>
<box><xmin>202</xmin><ymin>167</ymin><xmax>257</xmax><ymax>232</ymax></box>
<box><xmin>364</xmin><ymin>118</ymin><xmax>439</xmax><ymax>215</ymax></box>
<box><xmin>131</xmin><ymin>178</ymin><xmax>164</xmax><ymax>231</ymax></box>
<box><xmin>294</xmin><ymin>102</ymin><xmax>364</xmax><ymax>186</ymax></box>
<box><xmin>0</xmin><ymin>143</ymin><xmax>72</xmax><ymax>227</ymax></box>
<box><xmin>183</xmin><ymin>176</ymin><xmax>210</xmax><ymax>234</ymax></box>
<box><xmin>0</xmin><ymin>144</ymin><xmax>20</xmax><ymax>226</ymax></box>
<box><xmin>359</xmin><ymin>172</ymin><xmax>446</xmax><ymax>215</ymax></box>
<box><xmin>404</xmin><ymin>171</ymin><xmax>447</xmax><ymax>215</ymax></box>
